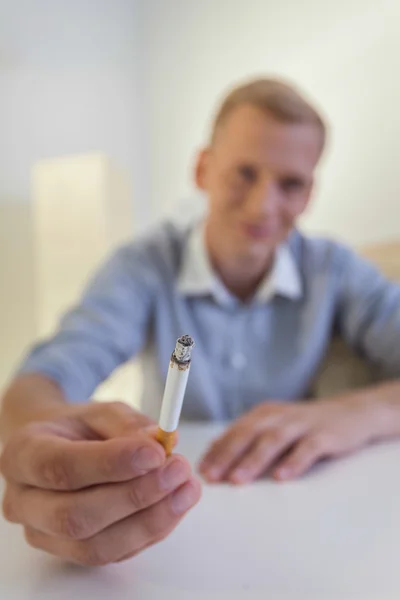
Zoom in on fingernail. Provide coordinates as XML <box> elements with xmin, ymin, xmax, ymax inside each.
<box><xmin>231</xmin><ymin>469</ymin><xmax>249</xmax><ymax>484</ymax></box>
<box><xmin>133</xmin><ymin>447</ymin><xmax>163</xmax><ymax>471</ymax></box>
<box><xmin>275</xmin><ymin>467</ymin><xmax>291</xmax><ymax>480</ymax></box>
<box><xmin>171</xmin><ymin>482</ymin><xmax>199</xmax><ymax>515</ymax></box>
<box><xmin>159</xmin><ymin>459</ymin><xmax>188</xmax><ymax>491</ymax></box>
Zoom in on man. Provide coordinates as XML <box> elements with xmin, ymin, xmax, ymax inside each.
<box><xmin>2</xmin><ymin>78</ymin><xmax>400</xmax><ymax>566</ymax></box>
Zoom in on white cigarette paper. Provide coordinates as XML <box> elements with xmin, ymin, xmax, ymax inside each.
<box><xmin>158</xmin><ymin>335</ymin><xmax>195</xmax><ymax>432</ymax></box>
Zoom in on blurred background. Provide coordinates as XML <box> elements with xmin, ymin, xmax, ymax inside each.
<box><xmin>1</xmin><ymin>0</ymin><xmax>399</xmax><ymax>398</ymax></box>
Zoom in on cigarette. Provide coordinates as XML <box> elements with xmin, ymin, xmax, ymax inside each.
<box><xmin>156</xmin><ymin>334</ymin><xmax>195</xmax><ymax>456</ymax></box>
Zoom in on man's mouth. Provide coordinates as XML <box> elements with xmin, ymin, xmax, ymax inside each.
<box><xmin>241</xmin><ymin>222</ymin><xmax>277</xmax><ymax>241</ymax></box>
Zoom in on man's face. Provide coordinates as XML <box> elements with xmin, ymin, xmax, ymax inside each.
<box><xmin>196</xmin><ymin>104</ymin><xmax>323</xmax><ymax>263</ymax></box>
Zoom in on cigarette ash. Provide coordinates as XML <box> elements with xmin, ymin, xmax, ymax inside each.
<box><xmin>173</xmin><ymin>334</ymin><xmax>195</xmax><ymax>363</ymax></box>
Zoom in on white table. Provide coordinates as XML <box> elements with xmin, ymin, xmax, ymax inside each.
<box><xmin>1</xmin><ymin>424</ymin><xmax>400</xmax><ymax>600</ymax></box>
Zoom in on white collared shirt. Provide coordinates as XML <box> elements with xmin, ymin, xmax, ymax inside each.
<box><xmin>178</xmin><ymin>222</ymin><xmax>302</xmax><ymax>305</ymax></box>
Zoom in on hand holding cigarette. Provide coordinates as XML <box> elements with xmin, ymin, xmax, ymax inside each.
<box><xmin>0</xmin><ymin>397</ymin><xmax>201</xmax><ymax>566</ymax></box>
<box><xmin>156</xmin><ymin>335</ymin><xmax>195</xmax><ymax>456</ymax></box>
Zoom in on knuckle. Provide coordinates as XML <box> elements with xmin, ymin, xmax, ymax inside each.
<box><xmin>54</xmin><ymin>505</ymin><xmax>90</xmax><ymax>540</ymax></box>
<box><xmin>77</xmin><ymin>540</ymin><xmax>110</xmax><ymax>567</ymax></box>
<box><xmin>128</xmin><ymin>481</ymin><xmax>146</xmax><ymax>510</ymax></box>
<box><xmin>0</xmin><ymin>449</ymin><xmax>7</xmax><ymax>478</ymax></box>
<box><xmin>90</xmin><ymin>400</ymin><xmax>135</xmax><ymax>424</ymax></box>
<box><xmin>267</xmin><ymin>429</ymin><xmax>287</xmax><ymax>446</ymax></box>
<box><xmin>1</xmin><ymin>426</ymin><xmax>40</xmax><ymax>478</ymax></box>
<box><xmin>108</xmin><ymin>400</ymin><xmax>128</xmax><ymax>412</ymax></box>
<box><xmin>225</xmin><ymin>449</ymin><xmax>242</xmax><ymax>465</ymax></box>
<box><xmin>233</xmin><ymin>425</ymin><xmax>251</xmax><ymax>440</ymax></box>
<box><xmin>259</xmin><ymin>428</ymin><xmax>287</xmax><ymax>451</ymax></box>
<box><xmin>215</xmin><ymin>432</ymin><xmax>244</xmax><ymax>454</ymax></box>
<box><xmin>143</xmin><ymin>508</ymin><xmax>168</xmax><ymax>539</ymax></box>
<box><xmin>97</xmin><ymin>452</ymin><xmax>117</xmax><ymax>480</ymax></box>
<box><xmin>100</xmin><ymin>445</ymin><xmax>133</xmax><ymax>479</ymax></box>
<box><xmin>213</xmin><ymin>440</ymin><xmax>232</xmax><ymax>462</ymax></box>
<box><xmin>0</xmin><ymin>439</ymin><xmax>19</xmax><ymax>478</ymax></box>
<box><xmin>24</xmin><ymin>527</ymin><xmax>41</xmax><ymax>550</ymax></box>
<box><xmin>38</xmin><ymin>456</ymin><xmax>72</xmax><ymax>490</ymax></box>
<box><xmin>2</xmin><ymin>490</ymin><xmax>17</xmax><ymax>523</ymax></box>
<box><xmin>105</xmin><ymin>401</ymin><xmax>133</xmax><ymax>419</ymax></box>
<box><xmin>306</xmin><ymin>433</ymin><xmax>330</xmax><ymax>453</ymax></box>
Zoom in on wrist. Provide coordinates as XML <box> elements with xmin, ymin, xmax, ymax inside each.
<box><xmin>0</xmin><ymin>374</ymin><xmax>68</xmax><ymax>443</ymax></box>
<box><xmin>344</xmin><ymin>381</ymin><xmax>400</xmax><ymax>441</ymax></box>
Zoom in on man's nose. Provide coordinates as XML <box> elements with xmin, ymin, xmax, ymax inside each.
<box><xmin>246</xmin><ymin>178</ymin><xmax>279</xmax><ymax>218</ymax></box>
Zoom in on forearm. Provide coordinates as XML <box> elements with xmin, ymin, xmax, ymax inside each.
<box><xmin>0</xmin><ymin>374</ymin><xmax>70</xmax><ymax>443</ymax></box>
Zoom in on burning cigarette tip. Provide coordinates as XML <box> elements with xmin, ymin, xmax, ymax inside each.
<box><xmin>173</xmin><ymin>334</ymin><xmax>195</xmax><ymax>363</ymax></box>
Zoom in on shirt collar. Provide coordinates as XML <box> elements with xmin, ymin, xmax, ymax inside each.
<box><xmin>177</xmin><ymin>222</ymin><xmax>302</xmax><ymax>305</ymax></box>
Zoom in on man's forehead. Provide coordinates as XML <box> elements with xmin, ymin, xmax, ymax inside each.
<box><xmin>213</xmin><ymin>105</ymin><xmax>322</xmax><ymax>173</ymax></box>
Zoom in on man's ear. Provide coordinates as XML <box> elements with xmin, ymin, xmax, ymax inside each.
<box><xmin>194</xmin><ymin>148</ymin><xmax>210</xmax><ymax>191</ymax></box>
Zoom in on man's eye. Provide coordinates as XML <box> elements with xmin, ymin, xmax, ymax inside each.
<box><xmin>280</xmin><ymin>178</ymin><xmax>304</xmax><ymax>193</ymax></box>
<box><xmin>237</xmin><ymin>166</ymin><xmax>257</xmax><ymax>183</ymax></box>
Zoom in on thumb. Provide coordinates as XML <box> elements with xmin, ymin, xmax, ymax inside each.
<box><xmin>75</xmin><ymin>401</ymin><xmax>157</xmax><ymax>441</ymax></box>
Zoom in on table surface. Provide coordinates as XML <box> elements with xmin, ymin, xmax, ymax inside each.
<box><xmin>1</xmin><ymin>423</ymin><xmax>400</xmax><ymax>600</ymax></box>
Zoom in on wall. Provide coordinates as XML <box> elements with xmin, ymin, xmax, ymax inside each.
<box><xmin>0</xmin><ymin>0</ymin><xmax>147</xmax><ymax>218</ymax></box>
<box><xmin>0</xmin><ymin>0</ymin><xmax>147</xmax><ymax>390</ymax></box>
<box><xmin>138</xmin><ymin>0</ymin><xmax>400</xmax><ymax>245</ymax></box>
<box><xmin>0</xmin><ymin>203</ymin><xmax>34</xmax><ymax>387</ymax></box>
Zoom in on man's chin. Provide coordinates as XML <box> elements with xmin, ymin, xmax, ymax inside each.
<box><xmin>235</xmin><ymin>240</ymin><xmax>277</xmax><ymax>263</ymax></box>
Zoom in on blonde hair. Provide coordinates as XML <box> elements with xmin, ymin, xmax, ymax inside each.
<box><xmin>211</xmin><ymin>78</ymin><xmax>327</xmax><ymax>148</ymax></box>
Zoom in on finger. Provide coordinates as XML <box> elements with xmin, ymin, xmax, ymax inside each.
<box><xmin>24</xmin><ymin>478</ymin><xmax>202</xmax><ymax>566</ymax></box>
<box><xmin>4</xmin><ymin>456</ymin><xmax>191</xmax><ymax>539</ymax></box>
<box><xmin>273</xmin><ymin>433</ymin><xmax>334</xmax><ymax>481</ymax></box>
<box><xmin>198</xmin><ymin>425</ymin><xmax>256</xmax><ymax>482</ymax></box>
<box><xmin>1</xmin><ymin>429</ymin><xmax>165</xmax><ymax>490</ymax></box>
<box><xmin>228</xmin><ymin>426</ymin><xmax>303</xmax><ymax>484</ymax></box>
<box><xmin>81</xmin><ymin>401</ymin><xmax>155</xmax><ymax>440</ymax></box>
<box><xmin>198</xmin><ymin>407</ymin><xmax>287</xmax><ymax>480</ymax></box>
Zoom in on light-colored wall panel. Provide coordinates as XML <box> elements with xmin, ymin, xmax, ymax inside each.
<box><xmin>32</xmin><ymin>154</ymin><xmax>141</xmax><ymax>406</ymax></box>
<box><xmin>0</xmin><ymin>202</ymin><xmax>35</xmax><ymax>390</ymax></box>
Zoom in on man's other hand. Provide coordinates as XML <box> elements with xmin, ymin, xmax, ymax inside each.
<box><xmin>199</xmin><ymin>397</ymin><xmax>382</xmax><ymax>484</ymax></box>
